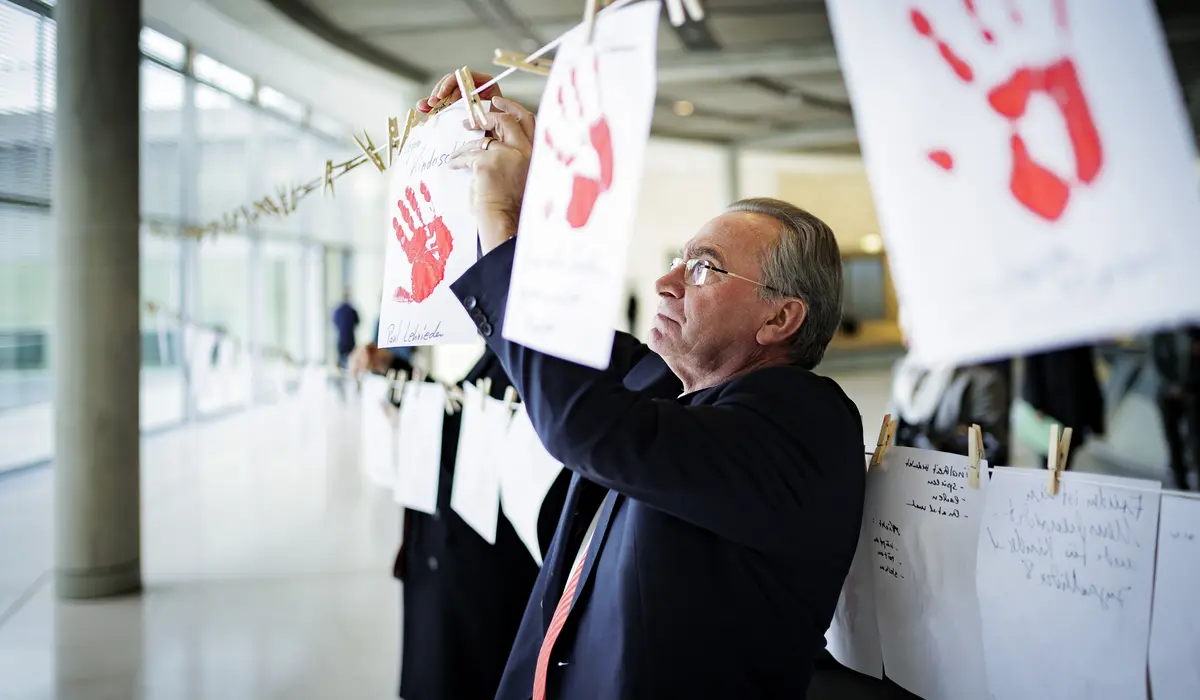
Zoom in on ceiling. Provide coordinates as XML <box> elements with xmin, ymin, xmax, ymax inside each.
<box><xmin>264</xmin><ymin>0</ymin><xmax>1200</xmax><ymax>153</ymax></box>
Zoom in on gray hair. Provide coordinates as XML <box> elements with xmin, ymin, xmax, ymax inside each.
<box><xmin>726</xmin><ymin>197</ymin><xmax>843</xmax><ymax>370</ymax></box>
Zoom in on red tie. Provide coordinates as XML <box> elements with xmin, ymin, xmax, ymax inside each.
<box><xmin>532</xmin><ymin>552</ymin><xmax>588</xmax><ymax>700</ymax></box>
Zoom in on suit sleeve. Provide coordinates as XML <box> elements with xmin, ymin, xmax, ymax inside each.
<box><xmin>451</xmin><ymin>239</ymin><xmax>832</xmax><ymax>551</ymax></box>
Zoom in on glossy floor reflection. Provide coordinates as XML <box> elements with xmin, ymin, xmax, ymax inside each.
<box><xmin>0</xmin><ymin>385</ymin><xmax>400</xmax><ymax>700</ymax></box>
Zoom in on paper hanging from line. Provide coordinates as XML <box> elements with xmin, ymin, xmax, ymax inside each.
<box><xmin>450</xmin><ymin>384</ymin><xmax>509</xmax><ymax>544</ymax></box>
<box><xmin>826</xmin><ymin>0</ymin><xmax>1200</xmax><ymax>365</ymax></box>
<box><xmin>1148</xmin><ymin>493</ymin><xmax>1200</xmax><ymax>700</ymax></box>
<box><xmin>823</xmin><ymin>454</ymin><xmax>883</xmax><ymax>679</ymax></box>
<box><xmin>393</xmin><ymin>381</ymin><xmax>445</xmax><ymax>513</ymax></box>
<box><xmin>499</xmin><ymin>404</ymin><xmax>565</xmax><ymax>566</ymax></box>
<box><xmin>360</xmin><ymin>374</ymin><xmax>398</xmax><ymax>489</ymax></box>
<box><xmin>976</xmin><ymin>468</ymin><xmax>1160</xmax><ymax>700</ymax></box>
<box><xmin>377</xmin><ymin>101</ymin><xmax>486</xmax><ymax>348</ymax></box>
<box><xmin>502</xmin><ymin>1</ymin><xmax>660</xmax><ymax>369</ymax></box>
<box><xmin>868</xmin><ymin>446</ymin><xmax>989</xmax><ymax>700</ymax></box>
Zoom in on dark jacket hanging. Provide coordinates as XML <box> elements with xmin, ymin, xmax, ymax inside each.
<box><xmin>394</xmin><ymin>348</ymin><xmax>571</xmax><ymax>700</ymax></box>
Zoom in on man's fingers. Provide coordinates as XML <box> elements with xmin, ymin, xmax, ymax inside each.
<box><xmin>470</xmin><ymin>113</ymin><xmax>533</xmax><ymax>152</ymax></box>
<box><xmin>446</xmin><ymin>143</ymin><xmax>484</xmax><ymax>171</ymax></box>
<box><xmin>490</xmin><ymin>97</ymin><xmax>536</xmax><ymax>143</ymax></box>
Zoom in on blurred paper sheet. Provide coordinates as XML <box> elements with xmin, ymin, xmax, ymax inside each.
<box><xmin>499</xmin><ymin>405</ymin><xmax>564</xmax><ymax>566</ymax></box>
<box><xmin>502</xmin><ymin>1</ymin><xmax>660</xmax><ymax>369</ymax></box>
<box><xmin>869</xmin><ymin>447</ymin><xmax>989</xmax><ymax>700</ymax></box>
<box><xmin>977</xmin><ymin>468</ymin><xmax>1160</xmax><ymax>700</ymax></box>
<box><xmin>360</xmin><ymin>375</ymin><xmax>397</xmax><ymax>488</ymax></box>
<box><xmin>393</xmin><ymin>381</ymin><xmax>445</xmax><ymax>513</ymax></box>
<box><xmin>824</xmin><ymin>454</ymin><xmax>883</xmax><ymax>679</ymax></box>
<box><xmin>1149</xmin><ymin>494</ymin><xmax>1200</xmax><ymax>700</ymax></box>
<box><xmin>451</xmin><ymin>384</ymin><xmax>509</xmax><ymax>544</ymax></box>
<box><xmin>827</xmin><ymin>0</ymin><xmax>1200</xmax><ymax>364</ymax></box>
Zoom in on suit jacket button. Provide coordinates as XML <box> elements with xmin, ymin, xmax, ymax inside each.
<box><xmin>463</xmin><ymin>296</ymin><xmax>478</xmax><ymax>311</ymax></box>
<box><xmin>427</xmin><ymin>556</ymin><xmax>439</xmax><ymax>571</ymax></box>
<box><xmin>470</xmin><ymin>309</ymin><xmax>486</xmax><ymax>324</ymax></box>
<box><xmin>479</xmin><ymin>322</ymin><xmax>493</xmax><ymax>337</ymax></box>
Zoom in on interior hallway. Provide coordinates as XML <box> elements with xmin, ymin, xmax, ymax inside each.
<box><xmin>0</xmin><ymin>363</ymin><xmax>1177</xmax><ymax>700</ymax></box>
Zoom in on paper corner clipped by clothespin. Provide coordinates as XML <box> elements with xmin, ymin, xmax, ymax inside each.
<box><xmin>454</xmin><ymin>67</ymin><xmax>488</xmax><ymax>130</ymax></box>
<box><xmin>967</xmin><ymin>424</ymin><xmax>983</xmax><ymax>489</ymax></box>
<box><xmin>870</xmin><ymin>413</ymin><xmax>897</xmax><ymax>470</ymax></box>
<box><xmin>493</xmin><ymin>49</ymin><xmax>552</xmax><ymax>77</ymax></box>
<box><xmin>1044</xmin><ymin>424</ymin><xmax>1074</xmax><ymax>495</ymax></box>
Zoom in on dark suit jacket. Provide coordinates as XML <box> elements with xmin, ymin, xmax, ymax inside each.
<box><xmin>395</xmin><ymin>349</ymin><xmax>571</xmax><ymax>700</ymax></box>
<box><xmin>450</xmin><ymin>239</ymin><xmax>866</xmax><ymax>699</ymax></box>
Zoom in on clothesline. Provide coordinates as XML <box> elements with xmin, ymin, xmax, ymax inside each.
<box><xmin>862</xmin><ymin>448</ymin><xmax>1200</xmax><ymax>499</ymax></box>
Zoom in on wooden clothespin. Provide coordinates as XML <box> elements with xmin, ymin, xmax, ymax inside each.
<box><xmin>477</xmin><ymin>377</ymin><xmax>494</xmax><ymax>409</ymax></box>
<box><xmin>253</xmin><ymin>197</ymin><xmax>278</xmax><ymax>218</ymax></box>
<box><xmin>444</xmin><ymin>385</ymin><xmax>465</xmax><ymax>415</ymax></box>
<box><xmin>352</xmin><ymin>129</ymin><xmax>386</xmax><ymax>172</ymax></box>
<box><xmin>664</xmin><ymin>0</ymin><xmax>706</xmax><ymax>27</ymax></box>
<box><xmin>967</xmin><ymin>424</ymin><xmax>983</xmax><ymax>489</ymax></box>
<box><xmin>323</xmin><ymin>159</ymin><xmax>336</xmax><ymax>198</ymax></box>
<box><xmin>391</xmin><ymin>110</ymin><xmax>417</xmax><ymax>166</ymax></box>
<box><xmin>413</xmin><ymin>367</ymin><xmax>427</xmax><ymax>384</ymax></box>
<box><xmin>583</xmin><ymin>0</ymin><xmax>600</xmax><ymax>43</ymax></box>
<box><xmin>503</xmin><ymin>386</ymin><xmax>518</xmax><ymax>411</ymax></box>
<box><xmin>870</xmin><ymin>413</ymin><xmax>898</xmax><ymax>469</ymax></box>
<box><xmin>493</xmin><ymin>48</ymin><xmax>552</xmax><ymax>77</ymax></box>
<box><xmin>1045</xmin><ymin>424</ymin><xmax>1074</xmax><ymax>495</ymax></box>
<box><xmin>454</xmin><ymin>67</ymin><xmax>488</xmax><ymax>130</ymax></box>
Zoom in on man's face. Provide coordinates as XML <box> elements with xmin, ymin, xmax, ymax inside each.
<box><xmin>648</xmin><ymin>212</ymin><xmax>781</xmax><ymax>374</ymax></box>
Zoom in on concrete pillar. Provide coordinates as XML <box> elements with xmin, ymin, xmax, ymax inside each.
<box><xmin>53</xmin><ymin>0</ymin><xmax>143</xmax><ymax>599</ymax></box>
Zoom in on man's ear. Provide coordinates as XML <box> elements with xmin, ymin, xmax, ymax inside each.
<box><xmin>756</xmin><ymin>298</ymin><xmax>807</xmax><ymax>348</ymax></box>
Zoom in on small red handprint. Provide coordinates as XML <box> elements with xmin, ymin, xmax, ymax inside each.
<box><xmin>391</xmin><ymin>182</ymin><xmax>454</xmax><ymax>303</ymax></box>
<box><xmin>912</xmin><ymin>0</ymin><xmax>1103</xmax><ymax>222</ymax></box>
<box><xmin>540</xmin><ymin>53</ymin><xmax>614</xmax><ymax>229</ymax></box>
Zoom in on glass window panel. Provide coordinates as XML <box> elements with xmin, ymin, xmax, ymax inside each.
<box><xmin>260</xmin><ymin>240</ymin><xmax>303</xmax><ymax>362</ymax></box>
<box><xmin>140</xmin><ymin>230</ymin><xmax>183</xmax><ymax>429</ymax></box>
<box><xmin>259</xmin><ymin>85</ymin><xmax>304</xmax><ymax>123</ymax></box>
<box><xmin>193</xmin><ymin>53</ymin><xmax>254</xmax><ymax>100</ymax></box>
<box><xmin>309</xmin><ymin>112</ymin><xmax>348</xmax><ymax>141</ymax></box>
<box><xmin>196</xmin><ymin>83</ymin><xmax>252</xmax><ymax>220</ymax></box>
<box><xmin>141</xmin><ymin>61</ymin><xmax>184</xmax><ymax>219</ymax></box>
<box><xmin>140</xmin><ymin>27</ymin><xmax>185</xmax><ymax>69</ymax></box>
<box><xmin>196</xmin><ymin>236</ymin><xmax>250</xmax><ymax>414</ymax></box>
<box><xmin>0</xmin><ymin>6</ymin><xmax>52</xmax><ymax>202</ymax></box>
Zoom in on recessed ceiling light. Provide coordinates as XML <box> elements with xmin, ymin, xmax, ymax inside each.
<box><xmin>860</xmin><ymin>233</ymin><xmax>884</xmax><ymax>254</ymax></box>
<box><xmin>673</xmin><ymin>100</ymin><xmax>694</xmax><ymax>117</ymax></box>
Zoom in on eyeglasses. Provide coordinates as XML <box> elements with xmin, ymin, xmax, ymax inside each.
<box><xmin>669</xmin><ymin>257</ymin><xmax>782</xmax><ymax>294</ymax></box>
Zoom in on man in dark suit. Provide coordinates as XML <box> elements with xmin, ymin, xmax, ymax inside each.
<box><xmin>423</xmin><ymin>76</ymin><xmax>865</xmax><ymax>699</ymax></box>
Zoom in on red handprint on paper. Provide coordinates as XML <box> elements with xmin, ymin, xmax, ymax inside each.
<box><xmin>912</xmin><ymin>0</ymin><xmax>1103</xmax><ymax>222</ymax></box>
<box><xmin>540</xmin><ymin>53</ymin><xmax>614</xmax><ymax>229</ymax></box>
<box><xmin>391</xmin><ymin>182</ymin><xmax>453</xmax><ymax>303</ymax></box>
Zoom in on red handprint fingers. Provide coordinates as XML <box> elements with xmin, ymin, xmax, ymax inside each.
<box><xmin>1044</xmin><ymin>59</ymin><xmax>1101</xmax><ymax>183</ymax></box>
<box><xmin>406</xmin><ymin>186</ymin><xmax>427</xmax><ymax>229</ymax></box>
<box><xmin>1009</xmin><ymin>134</ymin><xmax>1069</xmax><ymax>221</ymax></box>
<box><xmin>590</xmin><ymin>120</ymin><xmax>614</xmax><ymax>190</ymax></box>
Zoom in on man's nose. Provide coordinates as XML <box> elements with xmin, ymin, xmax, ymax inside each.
<box><xmin>655</xmin><ymin>265</ymin><xmax>684</xmax><ymax>299</ymax></box>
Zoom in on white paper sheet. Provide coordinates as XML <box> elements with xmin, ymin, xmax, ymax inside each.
<box><xmin>377</xmin><ymin>101</ymin><xmax>484</xmax><ymax>348</ymax></box>
<box><xmin>868</xmin><ymin>447</ymin><xmax>989</xmax><ymax>700</ymax></box>
<box><xmin>393</xmin><ymin>381</ymin><xmax>445</xmax><ymax>513</ymax></box>
<box><xmin>450</xmin><ymin>384</ymin><xmax>509</xmax><ymax>544</ymax></box>
<box><xmin>499</xmin><ymin>405</ymin><xmax>564</xmax><ymax>566</ymax></box>
<box><xmin>1148</xmin><ymin>494</ymin><xmax>1200</xmax><ymax>700</ymax></box>
<box><xmin>827</xmin><ymin>0</ymin><xmax>1200</xmax><ymax>365</ymax></box>
<box><xmin>976</xmin><ymin>468</ymin><xmax>1161</xmax><ymax>700</ymax></box>
<box><xmin>824</xmin><ymin>454</ymin><xmax>883</xmax><ymax>679</ymax></box>
<box><xmin>359</xmin><ymin>374</ymin><xmax>398</xmax><ymax>488</ymax></box>
<box><xmin>502</xmin><ymin>1</ymin><xmax>660</xmax><ymax>369</ymax></box>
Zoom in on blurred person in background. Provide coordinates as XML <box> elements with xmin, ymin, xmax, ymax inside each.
<box><xmin>1020</xmin><ymin>345</ymin><xmax>1104</xmax><ymax>469</ymax></box>
<box><xmin>352</xmin><ymin>343</ymin><xmax>570</xmax><ymax>700</ymax></box>
<box><xmin>1152</xmin><ymin>326</ymin><xmax>1200</xmax><ymax>490</ymax></box>
<box><xmin>889</xmin><ymin>318</ymin><xmax>1011</xmax><ymax>464</ymax></box>
<box><xmin>332</xmin><ymin>290</ymin><xmax>360</xmax><ymax>368</ymax></box>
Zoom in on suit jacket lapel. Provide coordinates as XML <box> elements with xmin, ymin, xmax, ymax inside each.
<box><xmin>570</xmin><ymin>489</ymin><xmax>620</xmax><ymax>609</ymax></box>
<box><xmin>542</xmin><ymin>474</ymin><xmax>605</xmax><ymax>629</ymax></box>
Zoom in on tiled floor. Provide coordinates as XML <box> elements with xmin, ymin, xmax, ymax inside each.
<box><xmin>0</xmin><ymin>366</ymin><xmax>1175</xmax><ymax>700</ymax></box>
